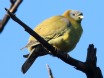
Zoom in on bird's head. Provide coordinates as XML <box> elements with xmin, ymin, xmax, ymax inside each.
<box><xmin>63</xmin><ymin>10</ymin><xmax>84</xmax><ymax>23</ymax></box>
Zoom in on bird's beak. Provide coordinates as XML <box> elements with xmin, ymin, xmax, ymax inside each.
<box><xmin>78</xmin><ymin>15</ymin><xmax>84</xmax><ymax>19</ymax></box>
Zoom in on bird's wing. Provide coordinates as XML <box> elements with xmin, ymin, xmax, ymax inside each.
<box><xmin>28</xmin><ymin>16</ymin><xmax>71</xmax><ymax>47</ymax></box>
<box><xmin>35</xmin><ymin>16</ymin><xmax>71</xmax><ymax>39</ymax></box>
<box><xmin>20</xmin><ymin>40</ymin><xmax>39</xmax><ymax>50</ymax></box>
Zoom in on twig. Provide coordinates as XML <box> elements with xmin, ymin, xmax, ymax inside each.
<box><xmin>46</xmin><ymin>64</ymin><xmax>54</xmax><ymax>78</ymax></box>
<box><xmin>10</xmin><ymin>0</ymin><xmax>23</xmax><ymax>13</ymax></box>
<box><xmin>5</xmin><ymin>9</ymin><xmax>103</xmax><ymax>78</ymax></box>
<box><xmin>0</xmin><ymin>0</ymin><xmax>23</xmax><ymax>33</ymax></box>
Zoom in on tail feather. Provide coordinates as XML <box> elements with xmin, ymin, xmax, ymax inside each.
<box><xmin>22</xmin><ymin>49</ymin><xmax>38</xmax><ymax>74</ymax></box>
<box><xmin>21</xmin><ymin>44</ymin><xmax>48</xmax><ymax>74</ymax></box>
<box><xmin>22</xmin><ymin>56</ymin><xmax>38</xmax><ymax>74</ymax></box>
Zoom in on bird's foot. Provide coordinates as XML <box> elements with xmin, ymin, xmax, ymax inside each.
<box><xmin>23</xmin><ymin>54</ymin><xmax>29</xmax><ymax>58</ymax></box>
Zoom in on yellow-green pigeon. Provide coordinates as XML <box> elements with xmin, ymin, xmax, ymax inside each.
<box><xmin>21</xmin><ymin>10</ymin><xmax>84</xmax><ymax>74</ymax></box>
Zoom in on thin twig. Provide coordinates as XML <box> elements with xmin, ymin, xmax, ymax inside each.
<box><xmin>10</xmin><ymin>0</ymin><xmax>23</xmax><ymax>13</ymax></box>
<box><xmin>10</xmin><ymin>0</ymin><xmax>16</xmax><ymax>9</ymax></box>
<box><xmin>46</xmin><ymin>64</ymin><xmax>54</xmax><ymax>78</ymax></box>
<box><xmin>0</xmin><ymin>0</ymin><xmax>23</xmax><ymax>33</ymax></box>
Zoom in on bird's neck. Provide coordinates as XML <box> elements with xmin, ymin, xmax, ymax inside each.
<box><xmin>63</xmin><ymin>13</ymin><xmax>83</xmax><ymax>34</ymax></box>
<box><xmin>69</xmin><ymin>18</ymin><xmax>83</xmax><ymax>36</ymax></box>
<box><xmin>69</xmin><ymin>18</ymin><xmax>81</xmax><ymax>28</ymax></box>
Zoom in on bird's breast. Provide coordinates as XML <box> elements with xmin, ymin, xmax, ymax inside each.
<box><xmin>51</xmin><ymin>28</ymin><xmax>81</xmax><ymax>53</ymax></box>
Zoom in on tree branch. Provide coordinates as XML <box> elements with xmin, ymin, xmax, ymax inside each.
<box><xmin>0</xmin><ymin>0</ymin><xmax>23</xmax><ymax>33</ymax></box>
<box><xmin>85</xmin><ymin>44</ymin><xmax>103</xmax><ymax>78</ymax></box>
<box><xmin>5</xmin><ymin>9</ymin><xmax>103</xmax><ymax>78</ymax></box>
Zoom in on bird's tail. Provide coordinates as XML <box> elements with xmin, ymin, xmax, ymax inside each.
<box><xmin>21</xmin><ymin>48</ymin><xmax>38</xmax><ymax>74</ymax></box>
<box><xmin>21</xmin><ymin>44</ymin><xmax>48</xmax><ymax>74</ymax></box>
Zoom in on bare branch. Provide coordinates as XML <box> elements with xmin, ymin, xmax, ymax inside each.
<box><xmin>5</xmin><ymin>9</ymin><xmax>103</xmax><ymax>78</ymax></box>
<box><xmin>10</xmin><ymin>0</ymin><xmax>23</xmax><ymax>13</ymax></box>
<box><xmin>10</xmin><ymin>0</ymin><xmax>16</xmax><ymax>4</ymax></box>
<box><xmin>10</xmin><ymin>0</ymin><xmax>16</xmax><ymax>9</ymax></box>
<box><xmin>0</xmin><ymin>0</ymin><xmax>23</xmax><ymax>33</ymax></box>
<box><xmin>46</xmin><ymin>64</ymin><xmax>54</xmax><ymax>78</ymax></box>
<box><xmin>85</xmin><ymin>44</ymin><xmax>103</xmax><ymax>78</ymax></box>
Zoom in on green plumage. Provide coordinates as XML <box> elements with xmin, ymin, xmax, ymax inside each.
<box><xmin>21</xmin><ymin>10</ymin><xmax>83</xmax><ymax>74</ymax></box>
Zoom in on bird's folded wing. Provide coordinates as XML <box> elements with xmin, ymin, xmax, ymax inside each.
<box><xmin>20</xmin><ymin>40</ymin><xmax>39</xmax><ymax>50</ymax></box>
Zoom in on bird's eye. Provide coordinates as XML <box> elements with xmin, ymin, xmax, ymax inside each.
<box><xmin>72</xmin><ymin>14</ymin><xmax>75</xmax><ymax>16</ymax></box>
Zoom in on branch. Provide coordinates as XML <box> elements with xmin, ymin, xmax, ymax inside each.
<box><xmin>5</xmin><ymin>9</ymin><xmax>103</xmax><ymax>78</ymax></box>
<box><xmin>46</xmin><ymin>64</ymin><xmax>54</xmax><ymax>78</ymax></box>
<box><xmin>0</xmin><ymin>0</ymin><xmax>23</xmax><ymax>33</ymax></box>
<box><xmin>85</xmin><ymin>44</ymin><xmax>103</xmax><ymax>78</ymax></box>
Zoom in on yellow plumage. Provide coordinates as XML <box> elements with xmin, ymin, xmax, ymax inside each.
<box><xmin>22</xmin><ymin>10</ymin><xmax>83</xmax><ymax>74</ymax></box>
